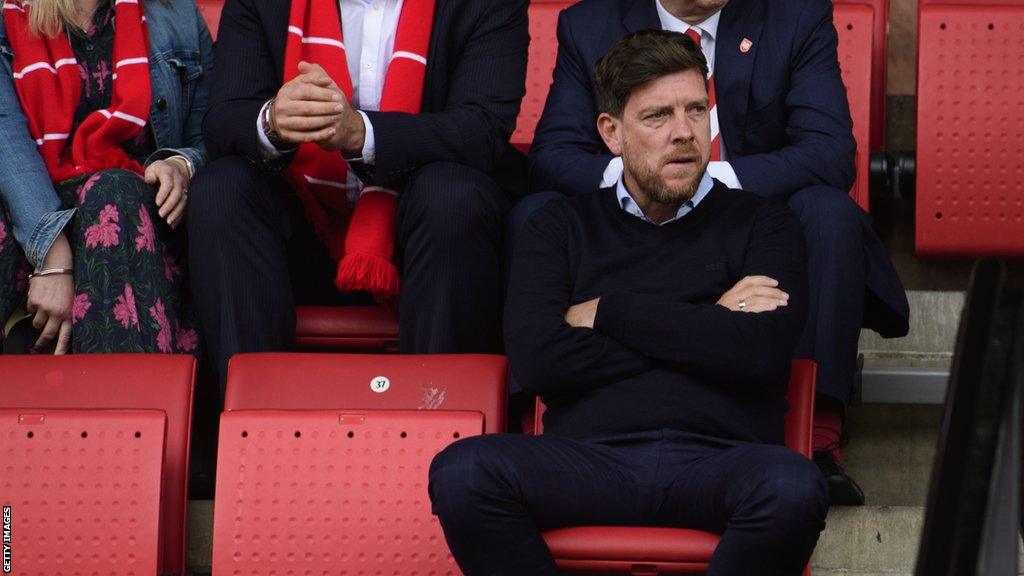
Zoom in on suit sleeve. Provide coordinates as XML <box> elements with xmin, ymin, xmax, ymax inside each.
<box><xmin>360</xmin><ymin>0</ymin><xmax>528</xmax><ymax>185</ymax></box>
<box><xmin>594</xmin><ymin>202</ymin><xmax>809</xmax><ymax>383</ymax></box>
<box><xmin>729</xmin><ymin>0</ymin><xmax>857</xmax><ymax>199</ymax></box>
<box><xmin>526</xmin><ymin>9</ymin><xmax>615</xmax><ymax>196</ymax></box>
<box><xmin>504</xmin><ymin>203</ymin><xmax>654</xmax><ymax>395</ymax></box>
<box><xmin>202</xmin><ymin>0</ymin><xmax>291</xmax><ymax>172</ymax></box>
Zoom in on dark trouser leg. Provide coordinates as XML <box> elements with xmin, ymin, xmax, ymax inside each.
<box><xmin>187</xmin><ymin>156</ymin><xmax>295</xmax><ymax>391</ymax></box>
<box><xmin>656</xmin><ymin>436</ymin><xmax>829</xmax><ymax>576</ymax></box>
<box><xmin>787</xmin><ymin>186</ymin><xmax>866</xmax><ymax>408</ymax></box>
<box><xmin>429</xmin><ymin>433</ymin><xmax>660</xmax><ymax>575</ymax></box>
<box><xmin>429</xmin><ymin>432</ymin><xmax>828</xmax><ymax>576</ymax></box>
<box><xmin>396</xmin><ymin>161</ymin><xmax>509</xmax><ymax>353</ymax></box>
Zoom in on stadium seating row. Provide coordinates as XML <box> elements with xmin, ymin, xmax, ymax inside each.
<box><xmin>1</xmin><ymin>353</ymin><xmax>815</xmax><ymax>575</ymax></box>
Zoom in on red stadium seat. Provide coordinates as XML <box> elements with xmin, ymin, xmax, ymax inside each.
<box><xmin>224</xmin><ymin>352</ymin><xmax>508</xmax><ymax>433</ymax></box>
<box><xmin>834</xmin><ymin>0</ymin><xmax>888</xmax><ymax>152</ymax></box>
<box><xmin>0</xmin><ymin>355</ymin><xmax>196</xmax><ymax>575</ymax></box>
<box><xmin>833</xmin><ymin>3</ymin><xmax>874</xmax><ymax>211</ymax></box>
<box><xmin>535</xmin><ymin>359</ymin><xmax>817</xmax><ymax>575</ymax></box>
<box><xmin>195</xmin><ymin>0</ymin><xmax>223</xmax><ymax>40</ymax></box>
<box><xmin>915</xmin><ymin>0</ymin><xmax>1024</xmax><ymax>256</ymax></box>
<box><xmin>213</xmin><ymin>353</ymin><xmax>508</xmax><ymax>573</ymax></box>
<box><xmin>0</xmin><ymin>409</ymin><xmax>166</xmax><ymax>575</ymax></box>
<box><xmin>511</xmin><ymin>0</ymin><xmax>572</xmax><ymax>152</ymax></box>
<box><xmin>295</xmin><ymin>305</ymin><xmax>400</xmax><ymax>351</ymax></box>
<box><xmin>213</xmin><ymin>409</ymin><xmax>481</xmax><ymax>575</ymax></box>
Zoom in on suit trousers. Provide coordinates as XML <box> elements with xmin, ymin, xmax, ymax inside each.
<box><xmin>785</xmin><ymin>186</ymin><xmax>867</xmax><ymax>407</ymax></box>
<box><xmin>187</xmin><ymin>156</ymin><xmax>509</xmax><ymax>392</ymax></box>
<box><xmin>429</xmin><ymin>430</ymin><xmax>829</xmax><ymax>576</ymax></box>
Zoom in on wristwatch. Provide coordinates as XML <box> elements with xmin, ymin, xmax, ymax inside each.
<box><xmin>261</xmin><ymin>98</ymin><xmax>286</xmax><ymax>146</ymax></box>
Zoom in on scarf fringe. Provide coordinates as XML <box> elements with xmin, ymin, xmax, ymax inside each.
<box><xmin>335</xmin><ymin>251</ymin><xmax>401</xmax><ymax>303</ymax></box>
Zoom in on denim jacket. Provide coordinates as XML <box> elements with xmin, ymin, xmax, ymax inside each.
<box><xmin>0</xmin><ymin>0</ymin><xmax>213</xmax><ymax>268</ymax></box>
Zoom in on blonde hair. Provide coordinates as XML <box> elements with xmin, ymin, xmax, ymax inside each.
<box><xmin>25</xmin><ymin>0</ymin><xmax>82</xmax><ymax>38</ymax></box>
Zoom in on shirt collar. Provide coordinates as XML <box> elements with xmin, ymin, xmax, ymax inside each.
<box><xmin>655</xmin><ymin>1</ymin><xmax>721</xmax><ymax>39</ymax></box>
<box><xmin>616</xmin><ymin>171</ymin><xmax>714</xmax><ymax>226</ymax></box>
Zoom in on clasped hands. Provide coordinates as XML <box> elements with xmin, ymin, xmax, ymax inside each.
<box><xmin>270</xmin><ymin>61</ymin><xmax>366</xmax><ymax>154</ymax></box>
<box><xmin>563</xmin><ymin>276</ymin><xmax>789</xmax><ymax>329</ymax></box>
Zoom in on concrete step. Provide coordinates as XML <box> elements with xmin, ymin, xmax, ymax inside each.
<box><xmin>857</xmin><ymin>290</ymin><xmax>963</xmax><ymax>404</ymax></box>
<box><xmin>842</xmin><ymin>404</ymin><xmax>943</xmax><ymax>507</ymax></box>
<box><xmin>813</xmin><ymin>506</ymin><xmax>1024</xmax><ymax>575</ymax></box>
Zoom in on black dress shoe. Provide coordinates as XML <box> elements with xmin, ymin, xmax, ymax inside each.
<box><xmin>813</xmin><ymin>449</ymin><xmax>866</xmax><ymax>506</ymax></box>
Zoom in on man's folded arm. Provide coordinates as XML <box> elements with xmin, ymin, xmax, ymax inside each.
<box><xmin>358</xmin><ymin>0</ymin><xmax>528</xmax><ymax>184</ymax></box>
<box><xmin>504</xmin><ymin>204</ymin><xmax>654</xmax><ymax>395</ymax></box>
<box><xmin>728</xmin><ymin>0</ymin><xmax>856</xmax><ymax>199</ymax></box>
<box><xmin>594</xmin><ymin>203</ymin><xmax>809</xmax><ymax>382</ymax></box>
<box><xmin>527</xmin><ymin>10</ymin><xmax>615</xmax><ymax>195</ymax></box>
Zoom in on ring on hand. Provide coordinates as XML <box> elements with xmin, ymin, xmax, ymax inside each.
<box><xmin>738</xmin><ymin>299</ymin><xmax>747</xmax><ymax>310</ymax></box>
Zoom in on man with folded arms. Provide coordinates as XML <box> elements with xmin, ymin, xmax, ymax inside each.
<box><xmin>188</xmin><ymin>0</ymin><xmax>527</xmax><ymax>390</ymax></box>
<box><xmin>430</xmin><ymin>30</ymin><xmax>827</xmax><ymax>576</ymax></box>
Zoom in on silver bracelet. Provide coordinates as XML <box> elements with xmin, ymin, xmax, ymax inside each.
<box><xmin>28</xmin><ymin>268</ymin><xmax>74</xmax><ymax>280</ymax></box>
<box><xmin>165</xmin><ymin>155</ymin><xmax>195</xmax><ymax>180</ymax></box>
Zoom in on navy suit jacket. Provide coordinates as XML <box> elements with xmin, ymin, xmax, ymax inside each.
<box><xmin>529</xmin><ymin>0</ymin><xmax>909</xmax><ymax>338</ymax></box>
<box><xmin>528</xmin><ymin>0</ymin><xmax>856</xmax><ymax>200</ymax></box>
<box><xmin>204</xmin><ymin>0</ymin><xmax>528</xmax><ymax>191</ymax></box>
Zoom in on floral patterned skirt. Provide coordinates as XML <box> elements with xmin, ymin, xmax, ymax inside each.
<box><xmin>0</xmin><ymin>169</ymin><xmax>199</xmax><ymax>355</ymax></box>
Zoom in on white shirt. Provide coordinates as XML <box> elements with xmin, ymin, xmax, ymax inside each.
<box><xmin>616</xmin><ymin>171</ymin><xmax>713</xmax><ymax>226</ymax></box>
<box><xmin>257</xmin><ymin>0</ymin><xmax>404</xmax><ymax>176</ymax></box>
<box><xmin>600</xmin><ymin>1</ymin><xmax>742</xmax><ymax>190</ymax></box>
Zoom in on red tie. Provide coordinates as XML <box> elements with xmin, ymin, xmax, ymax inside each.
<box><xmin>685</xmin><ymin>27</ymin><xmax>721</xmax><ymax>161</ymax></box>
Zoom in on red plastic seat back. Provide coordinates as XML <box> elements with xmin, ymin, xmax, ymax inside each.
<box><xmin>915</xmin><ymin>1</ymin><xmax>1024</xmax><ymax>256</ymax></box>
<box><xmin>225</xmin><ymin>353</ymin><xmax>508</xmax><ymax>433</ymax></box>
<box><xmin>213</xmin><ymin>409</ymin><xmax>481</xmax><ymax>574</ymax></box>
<box><xmin>511</xmin><ymin>0</ymin><xmax>575</xmax><ymax>152</ymax></box>
<box><xmin>538</xmin><ymin>360</ymin><xmax>817</xmax><ymax>575</ymax></box>
<box><xmin>194</xmin><ymin>0</ymin><xmax>224</xmax><ymax>40</ymax></box>
<box><xmin>0</xmin><ymin>409</ymin><xmax>166</xmax><ymax>575</ymax></box>
<box><xmin>833</xmin><ymin>3</ymin><xmax>874</xmax><ymax>211</ymax></box>
<box><xmin>834</xmin><ymin>0</ymin><xmax>888</xmax><ymax>151</ymax></box>
<box><xmin>0</xmin><ymin>354</ymin><xmax>196</xmax><ymax>575</ymax></box>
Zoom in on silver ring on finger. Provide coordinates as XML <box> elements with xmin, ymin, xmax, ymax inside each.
<box><xmin>738</xmin><ymin>299</ymin><xmax>747</xmax><ymax>310</ymax></box>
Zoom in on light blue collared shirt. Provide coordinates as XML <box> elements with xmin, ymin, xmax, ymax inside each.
<box><xmin>616</xmin><ymin>172</ymin><xmax>714</xmax><ymax>225</ymax></box>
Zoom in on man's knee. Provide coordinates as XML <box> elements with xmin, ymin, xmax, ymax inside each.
<box><xmin>188</xmin><ymin>156</ymin><xmax>269</xmax><ymax>232</ymax></box>
<box><xmin>788</xmin><ymin>186</ymin><xmax>864</xmax><ymax>232</ymax></box>
<box><xmin>429</xmin><ymin>436</ymin><xmax>515</xmax><ymax>519</ymax></box>
<box><xmin>507</xmin><ymin>191</ymin><xmax>563</xmax><ymax>242</ymax></box>
<box><xmin>755</xmin><ymin>452</ymin><xmax>830</xmax><ymax>528</ymax></box>
<box><xmin>401</xmin><ymin>162</ymin><xmax>507</xmax><ymax>244</ymax></box>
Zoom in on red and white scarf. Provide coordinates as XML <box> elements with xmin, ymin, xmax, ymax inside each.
<box><xmin>284</xmin><ymin>0</ymin><xmax>435</xmax><ymax>302</ymax></box>
<box><xmin>3</xmin><ymin>0</ymin><xmax>151</xmax><ymax>182</ymax></box>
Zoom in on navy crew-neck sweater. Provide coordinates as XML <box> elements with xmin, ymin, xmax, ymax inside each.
<box><xmin>504</xmin><ymin>181</ymin><xmax>808</xmax><ymax>445</ymax></box>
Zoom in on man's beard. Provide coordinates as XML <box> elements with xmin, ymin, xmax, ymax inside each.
<box><xmin>623</xmin><ymin>147</ymin><xmax>708</xmax><ymax>206</ymax></box>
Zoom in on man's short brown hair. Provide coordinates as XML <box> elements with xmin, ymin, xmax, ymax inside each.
<box><xmin>594</xmin><ymin>29</ymin><xmax>709</xmax><ymax>118</ymax></box>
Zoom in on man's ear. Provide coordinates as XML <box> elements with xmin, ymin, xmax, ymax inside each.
<box><xmin>596</xmin><ymin>112</ymin><xmax>623</xmax><ymax>156</ymax></box>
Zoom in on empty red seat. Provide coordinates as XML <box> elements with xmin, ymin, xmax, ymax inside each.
<box><xmin>213</xmin><ymin>409</ymin><xmax>481</xmax><ymax>574</ymax></box>
<box><xmin>213</xmin><ymin>353</ymin><xmax>508</xmax><ymax>573</ymax></box>
<box><xmin>224</xmin><ymin>352</ymin><xmax>507</xmax><ymax>432</ymax></box>
<box><xmin>0</xmin><ymin>409</ymin><xmax>166</xmax><ymax>575</ymax></box>
<box><xmin>538</xmin><ymin>359</ymin><xmax>817</xmax><ymax>575</ymax></box>
<box><xmin>511</xmin><ymin>0</ymin><xmax>573</xmax><ymax>152</ymax></box>
<box><xmin>834</xmin><ymin>0</ymin><xmax>888</xmax><ymax>151</ymax></box>
<box><xmin>833</xmin><ymin>3</ymin><xmax>875</xmax><ymax>211</ymax></box>
<box><xmin>0</xmin><ymin>355</ymin><xmax>196</xmax><ymax>575</ymax></box>
<box><xmin>915</xmin><ymin>0</ymin><xmax>1024</xmax><ymax>256</ymax></box>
